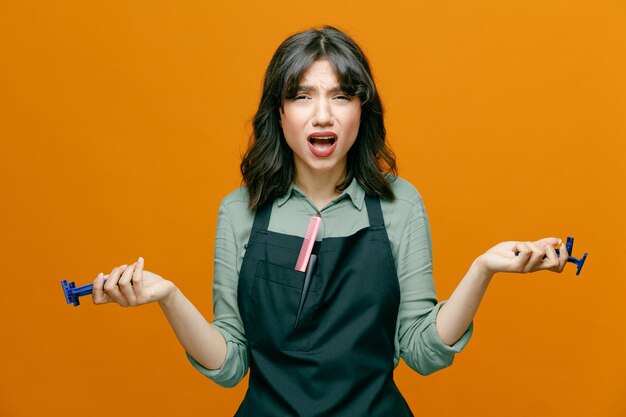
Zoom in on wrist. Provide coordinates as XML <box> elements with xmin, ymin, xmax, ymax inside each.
<box><xmin>472</xmin><ymin>255</ymin><xmax>496</xmax><ymax>281</ymax></box>
<box><xmin>158</xmin><ymin>283</ymin><xmax>180</xmax><ymax>309</ymax></box>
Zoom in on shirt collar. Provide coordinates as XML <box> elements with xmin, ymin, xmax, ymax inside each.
<box><xmin>276</xmin><ymin>178</ymin><xmax>365</xmax><ymax>211</ymax></box>
<box><xmin>276</xmin><ymin>186</ymin><xmax>294</xmax><ymax>207</ymax></box>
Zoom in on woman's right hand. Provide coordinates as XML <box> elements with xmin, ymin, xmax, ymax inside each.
<box><xmin>92</xmin><ymin>257</ymin><xmax>176</xmax><ymax>307</ymax></box>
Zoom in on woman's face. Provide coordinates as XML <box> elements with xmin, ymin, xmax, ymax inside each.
<box><xmin>280</xmin><ymin>59</ymin><xmax>362</xmax><ymax>184</ymax></box>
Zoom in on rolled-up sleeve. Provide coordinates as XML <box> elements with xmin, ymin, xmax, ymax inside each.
<box><xmin>186</xmin><ymin>329</ymin><xmax>248</xmax><ymax>388</ymax></box>
<box><xmin>396</xmin><ymin>193</ymin><xmax>473</xmax><ymax>375</ymax></box>
<box><xmin>187</xmin><ymin>199</ymin><xmax>249</xmax><ymax>387</ymax></box>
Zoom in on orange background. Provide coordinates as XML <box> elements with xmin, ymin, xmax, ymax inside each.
<box><xmin>1</xmin><ymin>1</ymin><xmax>625</xmax><ymax>416</ymax></box>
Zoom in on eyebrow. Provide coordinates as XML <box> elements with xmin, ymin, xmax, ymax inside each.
<box><xmin>296</xmin><ymin>85</ymin><xmax>346</xmax><ymax>93</ymax></box>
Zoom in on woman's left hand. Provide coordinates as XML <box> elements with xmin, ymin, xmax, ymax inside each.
<box><xmin>475</xmin><ymin>237</ymin><xmax>568</xmax><ymax>276</ymax></box>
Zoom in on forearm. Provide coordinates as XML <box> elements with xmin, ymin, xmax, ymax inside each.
<box><xmin>436</xmin><ymin>256</ymin><xmax>494</xmax><ymax>346</ymax></box>
<box><xmin>158</xmin><ymin>287</ymin><xmax>227</xmax><ymax>370</ymax></box>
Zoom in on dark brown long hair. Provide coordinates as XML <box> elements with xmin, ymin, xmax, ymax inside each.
<box><xmin>240</xmin><ymin>26</ymin><xmax>397</xmax><ymax>209</ymax></box>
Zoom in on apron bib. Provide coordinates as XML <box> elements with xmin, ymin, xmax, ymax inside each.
<box><xmin>236</xmin><ymin>196</ymin><xmax>414</xmax><ymax>417</ymax></box>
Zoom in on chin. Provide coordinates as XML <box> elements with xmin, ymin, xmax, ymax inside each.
<box><xmin>310</xmin><ymin>160</ymin><xmax>345</xmax><ymax>174</ymax></box>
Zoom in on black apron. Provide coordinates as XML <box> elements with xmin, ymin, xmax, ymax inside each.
<box><xmin>235</xmin><ymin>196</ymin><xmax>414</xmax><ymax>417</ymax></box>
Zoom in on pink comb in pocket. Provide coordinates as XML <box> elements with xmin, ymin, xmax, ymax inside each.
<box><xmin>295</xmin><ymin>215</ymin><xmax>321</xmax><ymax>272</ymax></box>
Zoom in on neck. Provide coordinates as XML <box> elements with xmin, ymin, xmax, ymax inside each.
<box><xmin>294</xmin><ymin>166</ymin><xmax>346</xmax><ymax>210</ymax></box>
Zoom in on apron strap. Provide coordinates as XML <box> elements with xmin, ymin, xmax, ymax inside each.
<box><xmin>364</xmin><ymin>196</ymin><xmax>384</xmax><ymax>228</ymax></box>
<box><xmin>252</xmin><ymin>200</ymin><xmax>273</xmax><ymax>231</ymax></box>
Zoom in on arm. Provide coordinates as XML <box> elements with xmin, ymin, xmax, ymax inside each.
<box><xmin>435</xmin><ymin>238</ymin><xmax>568</xmax><ymax>346</ymax></box>
<box><xmin>159</xmin><ymin>286</ymin><xmax>227</xmax><ymax>370</ymax></box>
<box><xmin>434</xmin><ymin>260</ymin><xmax>492</xmax><ymax>346</ymax></box>
<box><xmin>92</xmin><ymin>261</ymin><xmax>228</xmax><ymax>370</ymax></box>
<box><xmin>395</xmin><ymin>192</ymin><xmax>474</xmax><ymax>375</ymax></box>
<box><xmin>394</xmin><ymin>183</ymin><xmax>566</xmax><ymax>373</ymax></box>
<box><xmin>91</xmin><ymin>196</ymin><xmax>251</xmax><ymax>383</ymax></box>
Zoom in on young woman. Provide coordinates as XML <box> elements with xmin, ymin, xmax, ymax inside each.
<box><xmin>92</xmin><ymin>26</ymin><xmax>568</xmax><ymax>416</ymax></box>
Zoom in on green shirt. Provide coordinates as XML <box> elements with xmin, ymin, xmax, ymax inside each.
<box><xmin>188</xmin><ymin>176</ymin><xmax>473</xmax><ymax>387</ymax></box>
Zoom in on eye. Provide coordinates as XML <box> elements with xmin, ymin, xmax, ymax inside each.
<box><xmin>335</xmin><ymin>94</ymin><xmax>352</xmax><ymax>101</ymax></box>
<box><xmin>293</xmin><ymin>95</ymin><xmax>309</xmax><ymax>101</ymax></box>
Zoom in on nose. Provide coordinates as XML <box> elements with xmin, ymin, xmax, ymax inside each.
<box><xmin>312</xmin><ymin>99</ymin><xmax>334</xmax><ymax>127</ymax></box>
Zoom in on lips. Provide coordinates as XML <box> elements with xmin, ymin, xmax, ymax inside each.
<box><xmin>307</xmin><ymin>131</ymin><xmax>338</xmax><ymax>157</ymax></box>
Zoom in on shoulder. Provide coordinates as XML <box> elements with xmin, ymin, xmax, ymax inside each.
<box><xmin>218</xmin><ymin>186</ymin><xmax>254</xmax><ymax>221</ymax></box>
<box><xmin>380</xmin><ymin>177</ymin><xmax>431</xmax><ymax>260</ymax></box>
<box><xmin>387</xmin><ymin>176</ymin><xmax>424</xmax><ymax>207</ymax></box>
<box><xmin>380</xmin><ymin>176</ymin><xmax>426</xmax><ymax>226</ymax></box>
<box><xmin>216</xmin><ymin>186</ymin><xmax>255</xmax><ymax>244</ymax></box>
<box><xmin>219</xmin><ymin>186</ymin><xmax>251</xmax><ymax>210</ymax></box>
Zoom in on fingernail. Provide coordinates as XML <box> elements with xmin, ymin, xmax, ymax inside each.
<box><xmin>98</xmin><ymin>272</ymin><xmax>103</xmax><ymax>279</ymax></box>
<box><xmin>137</xmin><ymin>257</ymin><xmax>144</xmax><ymax>266</ymax></box>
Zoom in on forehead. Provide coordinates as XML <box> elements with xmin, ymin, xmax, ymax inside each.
<box><xmin>298</xmin><ymin>59</ymin><xmax>339</xmax><ymax>87</ymax></box>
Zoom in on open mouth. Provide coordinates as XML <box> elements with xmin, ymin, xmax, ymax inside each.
<box><xmin>308</xmin><ymin>136</ymin><xmax>336</xmax><ymax>148</ymax></box>
<box><xmin>307</xmin><ymin>133</ymin><xmax>338</xmax><ymax>157</ymax></box>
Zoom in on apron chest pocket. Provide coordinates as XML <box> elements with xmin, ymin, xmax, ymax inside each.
<box><xmin>246</xmin><ymin>260</ymin><xmax>318</xmax><ymax>352</ymax></box>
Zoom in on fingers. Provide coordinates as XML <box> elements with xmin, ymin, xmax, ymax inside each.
<box><xmin>533</xmin><ymin>237</ymin><xmax>563</xmax><ymax>269</ymax></box>
<box><xmin>93</xmin><ymin>258</ymin><xmax>147</xmax><ymax>307</ymax></box>
<box><xmin>543</xmin><ymin>241</ymin><xmax>560</xmax><ymax>271</ymax></box>
<box><xmin>533</xmin><ymin>237</ymin><xmax>561</xmax><ymax>248</ymax></box>
<box><xmin>118</xmin><ymin>263</ymin><xmax>137</xmax><ymax>306</ymax></box>
<box><xmin>133</xmin><ymin>257</ymin><xmax>146</xmax><ymax>302</ymax></box>
<box><xmin>535</xmin><ymin>237</ymin><xmax>566</xmax><ymax>272</ymax></box>
<box><xmin>513</xmin><ymin>239</ymin><xmax>560</xmax><ymax>273</ymax></box>
<box><xmin>557</xmin><ymin>239</ymin><xmax>569</xmax><ymax>271</ymax></box>
<box><xmin>523</xmin><ymin>241</ymin><xmax>546</xmax><ymax>272</ymax></box>
<box><xmin>103</xmin><ymin>264</ymin><xmax>130</xmax><ymax>307</ymax></box>
<box><xmin>493</xmin><ymin>237</ymin><xmax>569</xmax><ymax>276</ymax></box>
<box><xmin>512</xmin><ymin>241</ymin><xmax>532</xmax><ymax>270</ymax></box>
<box><xmin>92</xmin><ymin>272</ymin><xmax>110</xmax><ymax>305</ymax></box>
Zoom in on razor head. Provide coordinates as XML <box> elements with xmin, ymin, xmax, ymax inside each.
<box><xmin>575</xmin><ymin>253</ymin><xmax>588</xmax><ymax>276</ymax></box>
<box><xmin>61</xmin><ymin>280</ymin><xmax>81</xmax><ymax>306</ymax></box>
<box><xmin>565</xmin><ymin>236</ymin><xmax>574</xmax><ymax>256</ymax></box>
